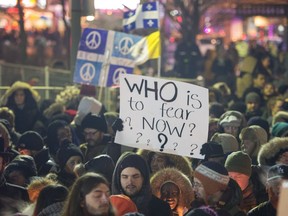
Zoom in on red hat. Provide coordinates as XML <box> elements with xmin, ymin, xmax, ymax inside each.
<box><xmin>110</xmin><ymin>194</ymin><xmax>138</xmax><ymax>216</ymax></box>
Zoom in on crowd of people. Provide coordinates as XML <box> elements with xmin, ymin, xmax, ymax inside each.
<box><xmin>0</xmin><ymin>40</ymin><xmax>288</xmax><ymax>216</ymax></box>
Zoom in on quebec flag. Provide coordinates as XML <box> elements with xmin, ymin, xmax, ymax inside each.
<box><xmin>74</xmin><ymin>28</ymin><xmax>143</xmax><ymax>87</ymax></box>
<box><xmin>123</xmin><ymin>1</ymin><xmax>159</xmax><ymax>32</ymax></box>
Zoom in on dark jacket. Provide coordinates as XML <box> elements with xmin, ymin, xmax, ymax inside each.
<box><xmin>247</xmin><ymin>201</ymin><xmax>276</xmax><ymax>216</ymax></box>
<box><xmin>112</xmin><ymin>152</ymin><xmax>172</xmax><ymax>216</ymax></box>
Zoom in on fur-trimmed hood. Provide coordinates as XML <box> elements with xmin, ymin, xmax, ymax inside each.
<box><xmin>150</xmin><ymin>167</ymin><xmax>194</xmax><ymax>215</ymax></box>
<box><xmin>137</xmin><ymin>149</ymin><xmax>193</xmax><ymax>180</ymax></box>
<box><xmin>258</xmin><ymin>137</ymin><xmax>288</xmax><ymax>166</ymax></box>
<box><xmin>1</xmin><ymin>81</ymin><xmax>40</xmax><ymax>106</ymax></box>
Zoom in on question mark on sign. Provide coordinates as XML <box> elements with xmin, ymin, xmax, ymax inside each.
<box><xmin>125</xmin><ymin>117</ymin><xmax>132</xmax><ymax>130</ymax></box>
<box><xmin>190</xmin><ymin>144</ymin><xmax>198</xmax><ymax>155</ymax></box>
<box><xmin>158</xmin><ymin>133</ymin><xmax>168</xmax><ymax>152</ymax></box>
<box><xmin>147</xmin><ymin>139</ymin><xmax>150</xmax><ymax>146</ymax></box>
<box><xmin>189</xmin><ymin>123</ymin><xmax>196</xmax><ymax>136</ymax></box>
<box><xmin>136</xmin><ymin>132</ymin><xmax>142</xmax><ymax>143</ymax></box>
<box><xmin>173</xmin><ymin>142</ymin><xmax>178</xmax><ymax>150</ymax></box>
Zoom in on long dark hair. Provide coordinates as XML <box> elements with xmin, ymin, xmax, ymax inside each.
<box><xmin>62</xmin><ymin>172</ymin><xmax>115</xmax><ymax>216</ymax></box>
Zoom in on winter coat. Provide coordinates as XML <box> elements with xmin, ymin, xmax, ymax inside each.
<box><xmin>240</xmin><ymin>182</ymin><xmax>257</xmax><ymax>213</ymax></box>
<box><xmin>247</xmin><ymin>201</ymin><xmax>276</xmax><ymax>216</ymax></box>
<box><xmin>150</xmin><ymin>167</ymin><xmax>194</xmax><ymax>216</ymax></box>
<box><xmin>38</xmin><ymin>201</ymin><xmax>65</xmax><ymax>216</ymax></box>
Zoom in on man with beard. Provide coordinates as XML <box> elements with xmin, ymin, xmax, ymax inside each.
<box><xmin>112</xmin><ymin>152</ymin><xmax>172</xmax><ymax>216</ymax></box>
<box><xmin>80</xmin><ymin>113</ymin><xmax>121</xmax><ymax>163</ymax></box>
<box><xmin>248</xmin><ymin>164</ymin><xmax>288</xmax><ymax>216</ymax></box>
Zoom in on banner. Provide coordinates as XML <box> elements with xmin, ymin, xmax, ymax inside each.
<box><xmin>74</xmin><ymin>28</ymin><xmax>142</xmax><ymax>87</ymax></box>
<box><xmin>115</xmin><ymin>74</ymin><xmax>209</xmax><ymax>159</ymax></box>
<box><xmin>123</xmin><ymin>1</ymin><xmax>159</xmax><ymax>32</ymax></box>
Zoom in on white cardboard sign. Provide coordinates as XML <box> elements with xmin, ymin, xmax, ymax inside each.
<box><xmin>115</xmin><ymin>74</ymin><xmax>209</xmax><ymax>158</ymax></box>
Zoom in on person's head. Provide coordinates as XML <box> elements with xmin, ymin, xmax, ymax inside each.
<box><xmin>225</xmin><ymin>151</ymin><xmax>252</xmax><ymax>191</ymax></box>
<box><xmin>81</xmin><ymin>113</ymin><xmax>107</xmax><ymax>147</ymax></box>
<box><xmin>184</xmin><ymin>206</ymin><xmax>218</xmax><ymax>216</ymax></box>
<box><xmin>260</xmin><ymin>53</ymin><xmax>270</xmax><ymax>68</ymax></box>
<box><xmin>17</xmin><ymin>131</ymin><xmax>44</xmax><ymax>156</ymax></box>
<box><xmin>56</xmin><ymin>140</ymin><xmax>83</xmax><ymax>174</ymax></box>
<box><xmin>193</xmin><ymin>161</ymin><xmax>230</xmax><ymax>206</ymax></box>
<box><xmin>109</xmin><ymin>194</ymin><xmax>138</xmax><ymax>216</ymax></box>
<box><xmin>219</xmin><ymin>111</ymin><xmax>245</xmax><ymax>138</ymax></box>
<box><xmin>149</xmin><ymin>152</ymin><xmax>170</xmax><ymax>174</ymax></box>
<box><xmin>252</xmin><ymin>71</ymin><xmax>266</xmax><ymax>89</ymax></box>
<box><xmin>267</xmin><ymin>96</ymin><xmax>285</xmax><ymax>117</ymax></box>
<box><xmin>33</xmin><ymin>184</ymin><xmax>69</xmax><ymax>216</ymax></box>
<box><xmin>271</xmin><ymin>122</ymin><xmax>288</xmax><ymax>138</ymax></box>
<box><xmin>266</xmin><ymin>164</ymin><xmax>288</xmax><ymax>206</ymax></box>
<box><xmin>263</xmin><ymin>82</ymin><xmax>276</xmax><ymax>99</ymax></box>
<box><xmin>0</xmin><ymin>107</ymin><xmax>15</xmax><ymax>128</ymax></box>
<box><xmin>245</xmin><ymin>92</ymin><xmax>261</xmax><ymax>112</ymax></box>
<box><xmin>210</xmin><ymin>133</ymin><xmax>239</xmax><ymax>154</ymax></box>
<box><xmin>62</xmin><ymin>173</ymin><xmax>114</xmax><ymax>216</ymax></box>
<box><xmin>4</xmin><ymin>154</ymin><xmax>37</xmax><ymax>187</ymax></box>
<box><xmin>240</xmin><ymin>125</ymin><xmax>268</xmax><ymax>158</ymax></box>
<box><xmin>200</xmin><ymin>141</ymin><xmax>225</xmax><ymax>165</ymax></box>
<box><xmin>112</xmin><ymin>152</ymin><xmax>150</xmax><ymax>198</ymax></box>
<box><xmin>47</xmin><ymin>120</ymin><xmax>72</xmax><ymax>157</ymax></box>
<box><xmin>160</xmin><ymin>181</ymin><xmax>180</xmax><ymax>211</ymax></box>
<box><xmin>14</xmin><ymin>89</ymin><xmax>26</xmax><ymax>107</ymax></box>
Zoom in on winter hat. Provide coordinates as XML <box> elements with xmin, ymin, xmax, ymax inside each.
<box><xmin>85</xmin><ymin>154</ymin><xmax>115</xmax><ymax>183</ymax></box>
<box><xmin>194</xmin><ymin>161</ymin><xmax>230</xmax><ymax>196</ymax></box>
<box><xmin>17</xmin><ymin>131</ymin><xmax>44</xmax><ymax>151</ymax></box>
<box><xmin>267</xmin><ymin>164</ymin><xmax>288</xmax><ymax>181</ymax></box>
<box><xmin>56</xmin><ymin>140</ymin><xmax>83</xmax><ymax>169</ymax></box>
<box><xmin>81</xmin><ymin>113</ymin><xmax>107</xmax><ymax>133</ymax></box>
<box><xmin>184</xmin><ymin>206</ymin><xmax>218</xmax><ymax>216</ymax></box>
<box><xmin>258</xmin><ymin>137</ymin><xmax>288</xmax><ymax>166</ymax></box>
<box><xmin>110</xmin><ymin>194</ymin><xmax>138</xmax><ymax>216</ymax></box>
<box><xmin>211</xmin><ymin>133</ymin><xmax>239</xmax><ymax>154</ymax></box>
<box><xmin>245</xmin><ymin>92</ymin><xmax>260</xmax><ymax>104</ymax></box>
<box><xmin>247</xmin><ymin>116</ymin><xmax>270</xmax><ymax>137</ymax></box>
<box><xmin>4</xmin><ymin>155</ymin><xmax>37</xmax><ymax>178</ymax></box>
<box><xmin>219</xmin><ymin>111</ymin><xmax>242</xmax><ymax>128</ymax></box>
<box><xmin>74</xmin><ymin>97</ymin><xmax>102</xmax><ymax>126</ymax></box>
<box><xmin>200</xmin><ymin>141</ymin><xmax>225</xmax><ymax>160</ymax></box>
<box><xmin>271</xmin><ymin>122</ymin><xmax>288</xmax><ymax>137</ymax></box>
<box><xmin>225</xmin><ymin>151</ymin><xmax>252</xmax><ymax>177</ymax></box>
<box><xmin>209</xmin><ymin>102</ymin><xmax>225</xmax><ymax>118</ymax></box>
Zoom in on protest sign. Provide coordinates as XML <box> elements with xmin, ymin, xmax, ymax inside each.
<box><xmin>115</xmin><ymin>74</ymin><xmax>209</xmax><ymax>158</ymax></box>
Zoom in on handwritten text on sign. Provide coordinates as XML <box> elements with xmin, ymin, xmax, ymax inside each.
<box><xmin>115</xmin><ymin>74</ymin><xmax>209</xmax><ymax>158</ymax></box>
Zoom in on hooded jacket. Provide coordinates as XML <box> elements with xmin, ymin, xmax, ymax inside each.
<box><xmin>112</xmin><ymin>152</ymin><xmax>172</xmax><ymax>216</ymax></box>
<box><xmin>150</xmin><ymin>167</ymin><xmax>194</xmax><ymax>216</ymax></box>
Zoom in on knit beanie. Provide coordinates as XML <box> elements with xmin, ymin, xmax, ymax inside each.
<box><xmin>4</xmin><ymin>155</ymin><xmax>37</xmax><ymax>179</ymax></box>
<box><xmin>211</xmin><ymin>133</ymin><xmax>239</xmax><ymax>154</ymax></box>
<box><xmin>56</xmin><ymin>140</ymin><xmax>83</xmax><ymax>169</ymax></box>
<box><xmin>110</xmin><ymin>194</ymin><xmax>138</xmax><ymax>215</ymax></box>
<box><xmin>225</xmin><ymin>151</ymin><xmax>252</xmax><ymax>177</ymax></box>
<box><xmin>81</xmin><ymin>113</ymin><xmax>107</xmax><ymax>133</ymax></box>
<box><xmin>17</xmin><ymin>131</ymin><xmax>44</xmax><ymax>151</ymax></box>
<box><xmin>247</xmin><ymin>116</ymin><xmax>270</xmax><ymax>137</ymax></box>
<box><xmin>200</xmin><ymin>141</ymin><xmax>225</xmax><ymax>160</ymax></box>
<box><xmin>119</xmin><ymin>153</ymin><xmax>149</xmax><ymax>178</ymax></box>
<box><xmin>271</xmin><ymin>122</ymin><xmax>288</xmax><ymax>137</ymax></box>
<box><xmin>245</xmin><ymin>92</ymin><xmax>260</xmax><ymax>104</ymax></box>
<box><xmin>194</xmin><ymin>161</ymin><xmax>230</xmax><ymax>196</ymax></box>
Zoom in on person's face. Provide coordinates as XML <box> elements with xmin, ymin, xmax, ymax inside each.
<box><xmin>193</xmin><ymin>177</ymin><xmax>206</xmax><ymax>201</ymax></box>
<box><xmin>262</xmin><ymin>57</ymin><xmax>270</xmax><ymax>68</ymax></box>
<box><xmin>120</xmin><ymin>167</ymin><xmax>144</xmax><ymax>197</ymax></box>
<box><xmin>65</xmin><ymin>155</ymin><xmax>82</xmax><ymax>174</ymax></box>
<box><xmin>272</xmin><ymin>100</ymin><xmax>284</xmax><ymax>116</ymax></box>
<box><xmin>276</xmin><ymin>152</ymin><xmax>288</xmax><ymax>165</ymax></box>
<box><xmin>83</xmin><ymin>183</ymin><xmax>111</xmax><ymax>216</ymax></box>
<box><xmin>57</xmin><ymin>126</ymin><xmax>72</xmax><ymax>144</ymax></box>
<box><xmin>267</xmin><ymin>178</ymin><xmax>282</xmax><ymax>203</ymax></box>
<box><xmin>150</xmin><ymin>153</ymin><xmax>168</xmax><ymax>173</ymax></box>
<box><xmin>263</xmin><ymin>83</ymin><xmax>275</xmax><ymax>97</ymax></box>
<box><xmin>83</xmin><ymin>128</ymin><xmax>103</xmax><ymax>147</ymax></box>
<box><xmin>14</xmin><ymin>89</ymin><xmax>25</xmax><ymax>106</ymax></box>
<box><xmin>7</xmin><ymin>170</ymin><xmax>27</xmax><ymax>187</ymax></box>
<box><xmin>228</xmin><ymin>172</ymin><xmax>249</xmax><ymax>191</ymax></box>
<box><xmin>160</xmin><ymin>182</ymin><xmax>180</xmax><ymax>210</ymax></box>
<box><xmin>241</xmin><ymin>139</ymin><xmax>256</xmax><ymax>156</ymax></box>
<box><xmin>254</xmin><ymin>74</ymin><xmax>266</xmax><ymax>88</ymax></box>
<box><xmin>246</xmin><ymin>101</ymin><xmax>260</xmax><ymax>112</ymax></box>
<box><xmin>223</xmin><ymin>125</ymin><xmax>239</xmax><ymax>138</ymax></box>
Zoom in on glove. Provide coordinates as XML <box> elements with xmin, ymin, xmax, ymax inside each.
<box><xmin>112</xmin><ymin>118</ymin><xmax>124</xmax><ymax>133</ymax></box>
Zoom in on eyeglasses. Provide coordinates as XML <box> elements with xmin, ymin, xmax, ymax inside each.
<box><xmin>83</xmin><ymin>130</ymin><xmax>99</xmax><ymax>136</ymax></box>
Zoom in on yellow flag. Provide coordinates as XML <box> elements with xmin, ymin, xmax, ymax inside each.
<box><xmin>131</xmin><ymin>31</ymin><xmax>160</xmax><ymax>65</ymax></box>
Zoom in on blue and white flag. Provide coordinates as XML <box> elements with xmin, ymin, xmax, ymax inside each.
<box><xmin>123</xmin><ymin>2</ymin><xmax>159</xmax><ymax>32</ymax></box>
<box><xmin>74</xmin><ymin>28</ymin><xmax>143</xmax><ymax>87</ymax></box>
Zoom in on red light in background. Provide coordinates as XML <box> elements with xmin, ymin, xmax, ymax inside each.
<box><xmin>176</xmin><ymin>16</ymin><xmax>182</xmax><ymax>23</ymax></box>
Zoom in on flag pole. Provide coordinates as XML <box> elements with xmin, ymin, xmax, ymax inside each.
<box><xmin>98</xmin><ymin>49</ymin><xmax>110</xmax><ymax>102</ymax></box>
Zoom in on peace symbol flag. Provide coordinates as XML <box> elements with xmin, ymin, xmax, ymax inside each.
<box><xmin>123</xmin><ymin>2</ymin><xmax>160</xmax><ymax>32</ymax></box>
<box><xmin>74</xmin><ymin>28</ymin><xmax>144</xmax><ymax>87</ymax></box>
